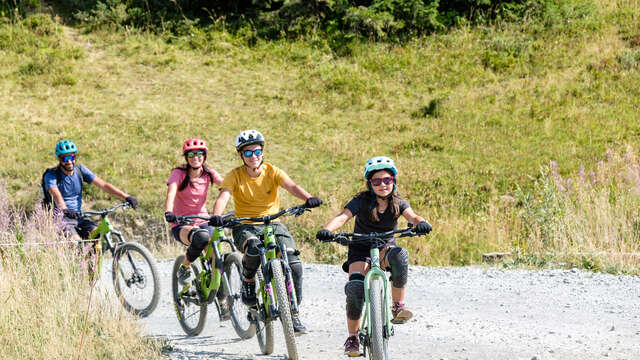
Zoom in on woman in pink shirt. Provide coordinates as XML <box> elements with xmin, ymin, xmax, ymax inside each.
<box><xmin>164</xmin><ymin>138</ymin><xmax>223</xmax><ymax>287</ymax></box>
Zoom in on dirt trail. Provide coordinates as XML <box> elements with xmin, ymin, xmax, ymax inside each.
<box><xmin>103</xmin><ymin>260</ymin><xmax>640</xmax><ymax>359</ymax></box>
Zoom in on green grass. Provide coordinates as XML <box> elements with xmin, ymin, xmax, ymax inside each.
<box><xmin>2</xmin><ymin>0</ymin><xmax>640</xmax><ymax>271</ymax></box>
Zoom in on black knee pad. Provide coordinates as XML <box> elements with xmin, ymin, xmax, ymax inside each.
<box><xmin>242</xmin><ymin>237</ymin><xmax>261</xmax><ymax>279</ymax></box>
<box><xmin>386</xmin><ymin>247</ymin><xmax>409</xmax><ymax>288</ymax></box>
<box><xmin>344</xmin><ymin>273</ymin><xmax>365</xmax><ymax>320</ymax></box>
<box><xmin>289</xmin><ymin>261</ymin><xmax>303</xmax><ymax>305</ymax></box>
<box><xmin>186</xmin><ymin>228</ymin><xmax>210</xmax><ymax>263</ymax></box>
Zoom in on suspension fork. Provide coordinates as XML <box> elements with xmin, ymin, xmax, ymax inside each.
<box><xmin>259</xmin><ymin>247</ymin><xmax>279</xmax><ymax>318</ymax></box>
<box><xmin>278</xmin><ymin>243</ymin><xmax>299</xmax><ymax>314</ymax></box>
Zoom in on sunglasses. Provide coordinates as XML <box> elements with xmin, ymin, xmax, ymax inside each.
<box><xmin>370</xmin><ymin>176</ymin><xmax>394</xmax><ymax>186</ymax></box>
<box><xmin>186</xmin><ymin>151</ymin><xmax>205</xmax><ymax>158</ymax></box>
<box><xmin>243</xmin><ymin>148</ymin><xmax>263</xmax><ymax>158</ymax></box>
<box><xmin>59</xmin><ymin>154</ymin><xmax>76</xmax><ymax>162</ymax></box>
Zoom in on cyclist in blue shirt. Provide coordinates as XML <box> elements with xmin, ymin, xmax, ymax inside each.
<box><xmin>43</xmin><ymin>140</ymin><xmax>138</xmax><ymax>241</ymax></box>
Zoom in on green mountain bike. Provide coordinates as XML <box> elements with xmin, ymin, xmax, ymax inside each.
<box><xmin>324</xmin><ymin>227</ymin><xmax>423</xmax><ymax>360</ymax></box>
<box><xmin>171</xmin><ymin>214</ymin><xmax>253</xmax><ymax>338</ymax></box>
<box><xmin>221</xmin><ymin>204</ymin><xmax>313</xmax><ymax>360</ymax></box>
<box><xmin>81</xmin><ymin>202</ymin><xmax>160</xmax><ymax>318</ymax></box>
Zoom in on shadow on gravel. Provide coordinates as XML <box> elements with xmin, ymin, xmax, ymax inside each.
<box><xmin>149</xmin><ymin>334</ymin><xmax>286</xmax><ymax>360</ymax></box>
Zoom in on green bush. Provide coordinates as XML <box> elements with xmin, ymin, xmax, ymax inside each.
<box><xmin>45</xmin><ymin>0</ymin><xmax>598</xmax><ymax>41</ymax></box>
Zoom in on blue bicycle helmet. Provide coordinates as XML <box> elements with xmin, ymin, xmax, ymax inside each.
<box><xmin>55</xmin><ymin>140</ymin><xmax>78</xmax><ymax>157</ymax></box>
<box><xmin>363</xmin><ymin>156</ymin><xmax>397</xmax><ymax>179</ymax></box>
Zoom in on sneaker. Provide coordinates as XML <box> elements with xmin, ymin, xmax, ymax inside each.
<box><xmin>241</xmin><ymin>280</ymin><xmax>257</xmax><ymax>306</ymax></box>
<box><xmin>343</xmin><ymin>335</ymin><xmax>360</xmax><ymax>357</ymax></box>
<box><xmin>291</xmin><ymin>314</ymin><xmax>307</xmax><ymax>336</ymax></box>
<box><xmin>391</xmin><ymin>302</ymin><xmax>413</xmax><ymax>324</ymax></box>
<box><xmin>218</xmin><ymin>299</ymin><xmax>230</xmax><ymax>321</ymax></box>
<box><xmin>177</xmin><ymin>264</ymin><xmax>192</xmax><ymax>286</ymax></box>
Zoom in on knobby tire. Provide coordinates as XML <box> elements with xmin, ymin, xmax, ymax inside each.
<box><xmin>273</xmin><ymin>261</ymin><xmax>299</xmax><ymax>360</ymax></box>
<box><xmin>224</xmin><ymin>251</ymin><xmax>255</xmax><ymax>339</ymax></box>
<box><xmin>368</xmin><ymin>278</ymin><xmax>388</xmax><ymax>360</ymax></box>
<box><xmin>112</xmin><ymin>241</ymin><xmax>160</xmax><ymax>317</ymax></box>
<box><xmin>172</xmin><ymin>255</ymin><xmax>207</xmax><ymax>336</ymax></box>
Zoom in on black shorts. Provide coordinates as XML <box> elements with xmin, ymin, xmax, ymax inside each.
<box><xmin>171</xmin><ymin>224</ymin><xmax>214</xmax><ymax>243</ymax></box>
<box><xmin>231</xmin><ymin>222</ymin><xmax>295</xmax><ymax>253</ymax></box>
<box><xmin>62</xmin><ymin>216</ymin><xmax>97</xmax><ymax>239</ymax></box>
<box><xmin>342</xmin><ymin>239</ymin><xmax>397</xmax><ymax>273</ymax></box>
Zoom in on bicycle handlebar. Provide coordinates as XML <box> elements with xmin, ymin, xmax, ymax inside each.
<box><xmin>174</xmin><ymin>211</ymin><xmax>235</xmax><ymax>225</ymax></box>
<box><xmin>81</xmin><ymin>202</ymin><xmax>130</xmax><ymax>218</ymax></box>
<box><xmin>327</xmin><ymin>227</ymin><xmax>422</xmax><ymax>246</ymax></box>
<box><xmin>221</xmin><ymin>204</ymin><xmax>310</xmax><ymax>227</ymax></box>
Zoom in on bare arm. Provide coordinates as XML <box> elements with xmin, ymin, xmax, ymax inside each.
<box><xmin>280</xmin><ymin>177</ymin><xmax>312</xmax><ymax>202</ymax></box>
<box><xmin>91</xmin><ymin>177</ymin><xmax>130</xmax><ymax>200</ymax></box>
<box><xmin>401</xmin><ymin>207</ymin><xmax>425</xmax><ymax>225</ymax></box>
<box><xmin>212</xmin><ymin>188</ymin><xmax>232</xmax><ymax>216</ymax></box>
<box><xmin>48</xmin><ymin>187</ymin><xmax>68</xmax><ymax>209</ymax></box>
<box><xmin>165</xmin><ymin>182</ymin><xmax>178</xmax><ymax>212</ymax></box>
<box><xmin>323</xmin><ymin>208</ymin><xmax>354</xmax><ymax>232</ymax></box>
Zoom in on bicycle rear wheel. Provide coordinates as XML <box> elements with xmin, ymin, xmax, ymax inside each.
<box><xmin>112</xmin><ymin>242</ymin><xmax>160</xmax><ymax>317</ymax></box>
<box><xmin>368</xmin><ymin>278</ymin><xmax>388</xmax><ymax>360</ymax></box>
<box><xmin>172</xmin><ymin>255</ymin><xmax>207</xmax><ymax>335</ymax></box>
<box><xmin>224</xmin><ymin>251</ymin><xmax>255</xmax><ymax>339</ymax></box>
<box><xmin>272</xmin><ymin>261</ymin><xmax>298</xmax><ymax>360</ymax></box>
<box><xmin>255</xmin><ymin>267</ymin><xmax>274</xmax><ymax>355</ymax></box>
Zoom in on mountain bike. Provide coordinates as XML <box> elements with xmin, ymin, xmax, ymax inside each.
<box><xmin>323</xmin><ymin>227</ymin><xmax>423</xmax><ymax>360</ymax></box>
<box><xmin>221</xmin><ymin>204</ymin><xmax>312</xmax><ymax>360</ymax></box>
<box><xmin>171</xmin><ymin>213</ymin><xmax>254</xmax><ymax>339</ymax></box>
<box><xmin>81</xmin><ymin>202</ymin><xmax>160</xmax><ymax>318</ymax></box>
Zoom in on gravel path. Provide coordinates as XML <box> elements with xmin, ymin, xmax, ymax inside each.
<box><xmin>104</xmin><ymin>259</ymin><xmax>640</xmax><ymax>359</ymax></box>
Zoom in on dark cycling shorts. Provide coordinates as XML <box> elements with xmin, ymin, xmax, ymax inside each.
<box><xmin>62</xmin><ymin>216</ymin><xmax>97</xmax><ymax>239</ymax></box>
<box><xmin>342</xmin><ymin>238</ymin><xmax>397</xmax><ymax>273</ymax></box>
<box><xmin>171</xmin><ymin>224</ymin><xmax>214</xmax><ymax>243</ymax></box>
<box><xmin>231</xmin><ymin>222</ymin><xmax>295</xmax><ymax>253</ymax></box>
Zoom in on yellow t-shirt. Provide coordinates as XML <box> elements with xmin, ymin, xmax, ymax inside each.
<box><xmin>220</xmin><ymin>163</ymin><xmax>290</xmax><ymax>219</ymax></box>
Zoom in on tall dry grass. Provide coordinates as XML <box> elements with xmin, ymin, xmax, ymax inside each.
<box><xmin>516</xmin><ymin>147</ymin><xmax>640</xmax><ymax>272</ymax></box>
<box><xmin>0</xmin><ymin>181</ymin><xmax>161</xmax><ymax>359</ymax></box>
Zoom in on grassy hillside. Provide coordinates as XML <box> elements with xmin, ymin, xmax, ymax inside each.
<box><xmin>1</xmin><ymin>0</ymin><xmax>640</xmax><ymax>271</ymax></box>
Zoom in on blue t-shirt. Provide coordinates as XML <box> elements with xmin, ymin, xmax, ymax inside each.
<box><xmin>44</xmin><ymin>165</ymin><xmax>96</xmax><ymax>211</ymax></box>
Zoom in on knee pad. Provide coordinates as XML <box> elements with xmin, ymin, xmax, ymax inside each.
<box><xmin>242</xmin><ymin>237</ymin><xmax>261</xmax><ymax>279</ymax></box>
<box><xmin>186</xmin><ymin>228</ymin><xmax>210</xmax><ymax>263</ymax></box>
<box><xmin>289</xmin><ymin>261</ymin><xmax>303</xmax><ymax>304</ymax></box>
<box><xmin>344</xmin><ymin>273</ymin><xmax>365</xmax><ymax>320</ymax></box>
<box><xmin>386</xmin><ymin>247</ymin><xmax>409</xmax><ymax>288</ymax></box>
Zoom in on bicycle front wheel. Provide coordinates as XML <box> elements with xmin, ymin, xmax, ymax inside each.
<box><xmin>112</xmin><ymin>242</ymin><xmax>160</xmax><ymax>317</ymax></box>
<box><xmin>255</xmin><ymin>267</ymin><xmax>274</xmax><ymax>355</ymax></box>
<box><xmin>368</xmin><ymin>278</ymin><xmax>388</xmax><ymax>360</ymax></box>
<box><xmin>172</xmin><ymin>255</ymin><xmax>207</xmax><ymax>335</ymax></box>
<box><xmin>224</xmin><ymin>251</ymin><xmax>255</xmax><ymax>339</ymax></box>
<box><xmin>272</xmin><ymin>261</ymin><xmax>298</xmax><ymax>360</ymax></box>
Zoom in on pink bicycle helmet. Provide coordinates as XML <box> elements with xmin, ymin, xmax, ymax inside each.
<box><xmin>183</xmin><ymin>138</ymin><xmax>208</xmax><ymax>154</ymax></box>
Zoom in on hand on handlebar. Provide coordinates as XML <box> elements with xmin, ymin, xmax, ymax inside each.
<box><xmin>304</xmin><ymin>197</ymin><xmax>322</xmax><ymax>208</ymax></box>
<box><xmin>209</xmin><ymin>215</ymin><xmax>224</xmax><ymax>227</ymax></box>
<box><xmin>164</xmin><ymin>211</ymin><xmax>177</xmax><ymax>223</ymax></box>
<box><xmin>415</xmin><ymin>221</ymin><xmax>432</xmax><ymax>234</ymax></box>
<box><xmin>63</xmin><ymin>209</ymin><xmax>80</xmax><ymax>219</ymax></box>
<box><xmin>315</xmin><ymin>229</ymin><xmax>333</xmax><ymax>242</ymax></box>
<box><xmin>125</xmin><ymin>196</ymin><xmax>138</xmax><ymax>209</ymax></box>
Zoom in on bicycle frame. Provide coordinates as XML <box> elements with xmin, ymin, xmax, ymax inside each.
<box><xmin>175</xmin><ymin>215</ymin><xmax>238</xmax><ymax>305</ymax></box>
<box><xmin>190</xmin><ymin>226</ymin><xmax>237</xmax><ymax>304</ymax></box>
<box><xmin>361</xmin><ymin>246</ymin><xmax>393</xmax><ymax>347</ymax></box>
<box><xmin>258</xmin><ymin>221</ymin><xmax>299</xmax><ymax>321</ymax></box>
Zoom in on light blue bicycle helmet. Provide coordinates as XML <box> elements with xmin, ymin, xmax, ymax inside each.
<box><xmin>363</xmin><ymin>156</ymin><xmax>397</xmax><ymax>179</ymax></box>
<box><xmin>55</xmin><ymin>140</ymin><xmax>78</xmax><ymax>157</ymax></box>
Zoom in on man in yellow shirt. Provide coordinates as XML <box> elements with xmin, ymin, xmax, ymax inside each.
<box><xmin>209</xmin><ymin>130</ymin><xmax>322</xmax><ymax>335</ymax></box>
